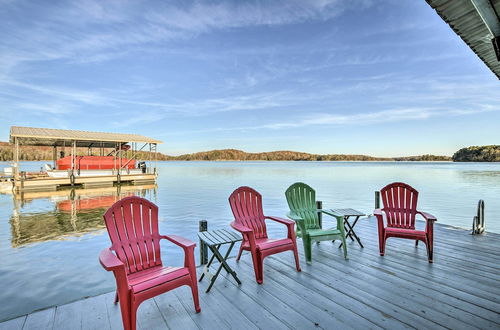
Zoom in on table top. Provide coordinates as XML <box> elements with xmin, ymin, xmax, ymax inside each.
<box><xmin>330</xmin><ymin>208</ymin><xmax>366</xmax><ymax>217</ymax></box>
<box><xmin>198</xmin><ymin>229</ymin><xmax>242</xmax><ymax>246</ymax></box>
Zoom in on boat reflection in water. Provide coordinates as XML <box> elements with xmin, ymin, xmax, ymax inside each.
<box><xmin>10</xmin><ymin>184</ymin><xmax>157</xmax><ymax>247</ymax></box>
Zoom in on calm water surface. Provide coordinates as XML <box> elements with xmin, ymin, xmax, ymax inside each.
<box><xmin>0</xmin><ymin>161</ymin><xmax>499</xmax><ymax>321</ymax></box>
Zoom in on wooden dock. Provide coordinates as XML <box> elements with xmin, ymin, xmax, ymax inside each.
<box><xmin>1</xmin><ymin>217</ymin><xmax>499</xmax><ymax>329</ymax></box>
<box><xmin>10</xmin><ymin>173</ymin><xmax>157</xmax><ymax>192</ymax></box>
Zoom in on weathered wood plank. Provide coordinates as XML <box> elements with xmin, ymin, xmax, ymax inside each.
<box><xmin>22</xmin><ymin>308</ymin><xmax>55</xmax><ymax>330</ymax></box>
<box><xmin>196</xmin><ymin>280</ymin><xmax>257</xmax><ymax>330</ymax></box>
<box><xmin>103</xmin><ymin>292</ymin><xmax>123</xmax><ymax>330</ymax></box>
<box><xmin>228</xmin><ymin>262</ymin><xmax>322</xmax><ymax>329</ymax></box>
<box><xmin>305</xmin><ymin>250</ymin><xmax>491</xmax><ymax>329</ymax></box>
<box><xmin>174</xmin><ymin>286</ymin><xmax>231</xmax><ymax>330</ymax></box>
<box><xmin>349</xmin><ymin>235</ymin><xmax>500</xmax><ymax>301</ymax></box>
<box><xmin>0</xmin><ymin>316</ymin><xmax>25</xmax><ymax>330</ymax></box>
<box><xmin>136</xmin><ymin>299</ymin><xmax>167</xmax><ymax>330</ymax></box>
<box><xmin>238</xmin><ymin>258</ymin><xmax>384</xmax><ymax>330</ymax></box>
<box><xmin>53</xmin><ymin>298</ymin><xmax>83</xmax><ymax>330</ymax></box>
<box><xmin>212</xmin><ymin>278</ymin><xmax>289</xmax><ymax>330</ymax></box>
<box><xmin>315</xmin><ymin>237</ymin><xmax>500</xmax><ymax>314</ymax></box>
<box><xmin>80</xmin><ymin>295</ymin><xmax>110</xmax><ymax>330</ymax></box>
<box><xmin>267</xmin><ymin>255</ymin><xmax>444</xmax><ymax>329</ymax></box>
<box><xmin>317</xmin><ymin>246</ymin><xmax>500</xmax><ymax>327</ymax></box>
<box><xmin>154</xmin><ymin>291</ymin><xmax>199</xmax><ymax>330</ymax></box>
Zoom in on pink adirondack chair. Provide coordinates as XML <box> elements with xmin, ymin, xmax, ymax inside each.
<box><xmin>99</xmin><ymin>196</ymin><xmax>200</xmax><ymax>330</ymax></box>
<box><xmin>229</xmin><ymin>186</ymin><xmax>301</xmax><ymax>284</ymax></box>
<box><xmin>374</xmin><ymin>182</ymin><xmax>437</xmax><ymax>263</ymax></box>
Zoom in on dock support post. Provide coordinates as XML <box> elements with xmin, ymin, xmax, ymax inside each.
<box><xmin>52</xmin><ymin>145</ymin><xmax>57</xmax><ymax>169</ymax></box>
<box><xmin>375</xmin><ymin>191</ymin><xmax>381</xmax><ymax>209</ymax></box>
<box><xmin>472</xmin><ymin>200</ymin><xmax>485</xmax><ymax>235</ymax></box>
<box><xmin>199</xmin><ymin>220</ymin><xmax>208</xmax><ymax>265</ymax></box>
<box><xmin>316</xmin><ymin>201</ymin><xmax>323</xmax><ymax>228</ymax></box>
<box><xmin>14</xmin><ymin>137</ymin><xmax>19</xmax><ymax>181</ymax></box>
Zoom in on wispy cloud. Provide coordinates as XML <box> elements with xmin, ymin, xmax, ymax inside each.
<box><xmin>0</xmin><ymin>0</ymin><xmax>371</xmax><ymax>71</ymax></box>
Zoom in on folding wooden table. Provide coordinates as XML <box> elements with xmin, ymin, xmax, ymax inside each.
<box><xmin>198</xmin><ymin>229</ymin><xmax>242</xmax><ymax>293</ymax></box>
<box><xmin>331</xmin><ymin>208</ymin><xmax>366</xmax><ymax>248</ymax></box>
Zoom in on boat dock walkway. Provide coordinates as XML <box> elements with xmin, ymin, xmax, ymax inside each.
<box><xmin>1</xmin><ymin>217</ymin><xmax>499</xmax><ymax>329</ymax></box>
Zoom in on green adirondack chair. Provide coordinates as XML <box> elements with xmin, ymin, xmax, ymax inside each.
<box><xmin>285</xmin><ymin>182</ymin><xmax>348</xmax><ymax>263</ymax></box>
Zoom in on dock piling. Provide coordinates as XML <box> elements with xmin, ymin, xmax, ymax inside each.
<box><xmin>199</xmin><ymin>220</ymin><xmax>208</xmax><ymax>265</ymax></box>
<box><xmin>316</xmin><ymin>201</ymin><xmax>323</xmax><ymax>228</ymax></box>
<box><xmin>472</xmin><ymin>200</ymin><xmax>485</xmax><ymax>235</ymax></box>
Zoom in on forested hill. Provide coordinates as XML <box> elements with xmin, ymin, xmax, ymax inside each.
<box><xmin>167</xmin><ymin>149</ymin><xmax>451</xmax><ymax>161</ymax></box>
<box><xmin>0</xmin><ymin>142</ymin><xmax>451</xmax><ymax>162</ymax></box>
<box><xmin>452</xmin><ymin>145</ymin><xmax>500</xmax><ymax>162</ymax></box>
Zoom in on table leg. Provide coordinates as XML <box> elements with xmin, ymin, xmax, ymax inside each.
<box><xmin>206</xmin><ymin>243</ymin><xmax>241</xmax><ymax>293</ymax></box>
<box><xmin>339</xmin><ymin>216</ymin><xmax>364</xmax><ymax>248</ymax></box>
<box><xmin>344</xmin><ymin>216</ymin><xmax>355</xmax><ymax>241</ymax></box>
<box><xmin>199</xmin><ymin>244</ymin><xmax>220</xmax><ymax>282</ymax></box>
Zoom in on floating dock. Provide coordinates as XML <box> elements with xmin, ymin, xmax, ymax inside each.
<box><xmin>3</xmin><ymin>126</ymin><xmax>162</xmax><ymax>192</ymax></box>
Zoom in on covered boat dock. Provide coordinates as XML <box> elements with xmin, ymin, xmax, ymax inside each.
<box><xmin>5</xmin><ymin>126</ymin><xmax>162</xmax><ymax>192</ymax></box>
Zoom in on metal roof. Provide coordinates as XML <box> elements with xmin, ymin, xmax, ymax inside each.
<box><xmin>9</xmin><ymin>126</ymin><xmax>162</xmax><ymax>147</ymax></box>
<box><xmin>426</xmin><ymin>0</ymin><xmax>500</xmax><ymax>79</ymax></box>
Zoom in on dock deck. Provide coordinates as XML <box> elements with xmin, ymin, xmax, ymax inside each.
<box><xmin>1</xmin><ymin>217</ymin><xmax>499</xmax><ymax>329</ymax></box>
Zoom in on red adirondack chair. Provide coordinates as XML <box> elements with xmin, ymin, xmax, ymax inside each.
<box><xmin>229</xmin><ymin>186</ymin><xmax>301</xmax><ymax>284</ymax></box>
<box><xmin>374</xmin><ymin>182</ymin><xmax>437</xmax><ymax>263</ymax></box>
<box><xmin>99</xmin><ymin>196</ymin><xmax>200</xmax><ymax>330</ymax></box>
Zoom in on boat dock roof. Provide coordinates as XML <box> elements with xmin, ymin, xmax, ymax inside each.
<box><xmin>9</xmin><ymin>126</ymin><xmax>162</xmax><ymax>147</ymax></box>
<box><xmin>1</xmin><ymin>217</ymin><xmax>499</xmax><ymax>329</ymax></box>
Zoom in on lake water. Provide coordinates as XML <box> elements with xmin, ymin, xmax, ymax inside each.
<box><xmin>0</xmin><ymin>161</ymin><xmax>499</xmax><ymax>321</ymax></box>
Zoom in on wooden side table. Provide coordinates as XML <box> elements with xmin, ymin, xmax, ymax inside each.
<box><xmin>198</xmin><ymin>229</ymin><xmax>242</xmax><ymax>293</ymax></box>
<box><xmin>331</xmin><ymin>208</ymin><xmax>366</xmax><ymax>248</ymax></box>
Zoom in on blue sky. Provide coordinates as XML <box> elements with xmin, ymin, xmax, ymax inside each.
<box><xmin>0</xmin><ymin>0</ymin><xmax>498</xmax><ymax>156</ymax></box>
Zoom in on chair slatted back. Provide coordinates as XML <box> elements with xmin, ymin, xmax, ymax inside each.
<box><xmin>103</xmin><ymin>196</ymin><xmax>162</xmax><ymax>275</ymax></box>
<box><xmin>229</xmin><ymin>186</ymin><xmax>268</xmax><ymax>239</ymax></box>
<box><xmin>285</xmin><ymin>182</ymin><xmax>320</xmax><ymax>230</ymax></box>
<box><xmin>381</xmin><ymin>182</ymin><xmax>419</xmax><ymax>229</ymax></box>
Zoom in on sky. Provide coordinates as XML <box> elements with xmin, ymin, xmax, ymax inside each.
<box><xmin>0</xmin><ymin>0</ymin><xmax>499</xmax><ymax>157</ymax></box>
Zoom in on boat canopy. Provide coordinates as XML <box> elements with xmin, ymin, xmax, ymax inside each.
<box><xmin>9</xmin><ymin>126</ymin><xmax>162</xmax><ymax>147</ymax></box>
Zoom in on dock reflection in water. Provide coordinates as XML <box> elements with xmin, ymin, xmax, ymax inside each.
<box><xmin>10</xmin><ymin>185</ymin><xmax>157</xmax><ymax>248</ymax></box>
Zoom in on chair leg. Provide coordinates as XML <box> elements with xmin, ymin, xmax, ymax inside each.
<box><xmin>114</xmin><ymin>291</ymin><xmax>119</xmax><ymax>304</ymax></box>
<box><xmin>130</xmin><ymin>304</ymin><xmax>137</xmax><ymax>330</ymax></box>
<box><xmin>426</xmin><ymin>238</ymin><xmax>433</xmax><ymax>263</ymax></box>
<box><xmin>236</xmin><ymin>245</ymin><xmax>244</xmax><ymax>262</ymax></box>
<box><xmin>380</xmin><ymin>236</ymin><xmax>386</xmax><ymax>256</ymax></box>
<box><xmin>118</xmin><ymin>293</ymin><xmax>131</xmax><ymax>330</ymax></box>
<box><xmin>341</xmin><ymin>235</ymin><xmax>348</xmax><ymax>260</ymax></box>
<box><xmin>303</xmin><ymin>236</ymin><xmax>312</xmax><ymax>263</ymax></box>
<box><xmin>190</xmin><ymin>280</ymin><xmax>201</xmax><ymax>313</ymax></box>
<box><xmin>256</xmin><ymin>254</ymin><xmax>264</xmax><ymax>284</ymax></box>
<box><xmin>415</xmin><ymin>240</ymin><xmax>419</xmax><ymax>247</ymax></box>
<box><xmin>292</xmin><ymin>243</ymin><xmax>301</xmax><ymax>272</ymax></box>
<box><xmin>250</xmin><ymin>250</ymin><xmax>263</xmax><ymax>284</ymax></box>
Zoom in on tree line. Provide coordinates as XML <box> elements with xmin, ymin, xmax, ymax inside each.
<box><xmin>452</xmin><ymin>145</ymin><xmax>500</xmax><ymax>162</ymax></box>
<box><xmin>5</xmin><ymin>142</ymin><xmax>486</xmax><ymax>162</ymax></box>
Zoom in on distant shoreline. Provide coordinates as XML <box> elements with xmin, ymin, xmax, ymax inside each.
<box><xmin>1</xmin><ymin>144</ymin><xmax>498</xmax><ymax>162</ymax></box>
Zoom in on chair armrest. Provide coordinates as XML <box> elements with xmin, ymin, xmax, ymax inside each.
<box><xmin>230</xmin><ymin>221</ymin><xmax>253</xmax><ymax>234</ymax></box>
<box><xmin>161</xmin><ymin>235</ymin><xmax>196</xmax><ymax>250</ymax></box>
<box><xmin>320</xmin><ymin>209</ymin><xmax>344</xmax><ymax>232</ymax></box>
<box><xmin>265</xmin><ymin>216</ymin><xmax>294</xmax><ymax>226</ymax></box>
<box><xmin>286</xmin><ymin>212</ymin><xmax>306</xmax><ymax>234</ymax></box>
<box><xmin>286</xmin><ymin>212</ymin><xmax>303</xmax><ymax>222</ymax></box>
<box><xmin>320</xmin><ymin>209</ymin><xmax>343</xmax><ymax>219</ymax></box>
<box><xmin>417</xmin><ymin>211</ymin><xmax>437</xmax><ymax>222</ymax></box>
<box><xmin>99</xmin><ymin>248</ymin><xmax>125</xmax><ymax>272</ymax></box>
<box><xmin>267</xmin><ymin>216</ymin><xmax>296</xmax><ymax>239</ymax></box>
<box><xmin>374</xmin><ymin>209</ymin><xmax>383</xmax><ymax>217</ymax></box>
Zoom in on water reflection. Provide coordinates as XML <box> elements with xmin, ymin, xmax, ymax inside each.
<box><xmin>9</xmin><ymin>184</ymin><xmax>157</xmax><ymax>247</ymax></box>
